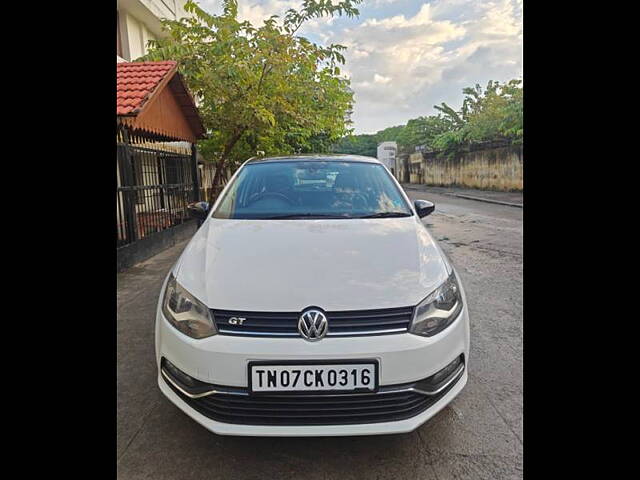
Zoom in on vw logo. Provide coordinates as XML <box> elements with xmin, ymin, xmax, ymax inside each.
<box><xmin>298</xmin><ymin>309</ymin><xmax>328</xmax><ymax>341</ymax></box>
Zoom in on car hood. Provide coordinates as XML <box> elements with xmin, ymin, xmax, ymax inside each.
<box><xmin>174</xmin><ymin>216</ymin><xmax>449</xmax><ymax>311</ymax></box>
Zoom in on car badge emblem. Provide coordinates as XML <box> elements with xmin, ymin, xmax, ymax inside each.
<box><xmin>298</xmin><ymin>309</ymin><xmax>328</xmax><ymax>341</ymax></box>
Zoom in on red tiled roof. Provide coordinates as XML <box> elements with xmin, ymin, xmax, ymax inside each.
<box><xmin>117</xmin><ymin>61</ymin><xmax>177</xmax><ymax>115</ymax></box>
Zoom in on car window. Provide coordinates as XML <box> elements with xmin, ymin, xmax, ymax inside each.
<box><xmin>212</xmin><ymin>161</ymin><xmax>413</xmax><ymax>219</ymax></box>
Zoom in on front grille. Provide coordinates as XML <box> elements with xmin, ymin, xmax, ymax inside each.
<box><xmin>213</xmin><ymin>306</ymin><xmax>415</xmax><ymax>338</ymax></box>
<box><xmin>165</xmin><ymin>377</ymin><xmax>458</xmax><ymax>426</ymax></box>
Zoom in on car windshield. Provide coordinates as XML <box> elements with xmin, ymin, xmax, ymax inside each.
<box><xmin>212</xmin><ymin>161</ymin><xmax>413</xmax><ymax>220</ymax></box>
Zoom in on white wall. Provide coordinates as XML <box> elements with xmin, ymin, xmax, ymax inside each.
<box><xmin>118</xmin><ymin>11</ymin><xmax>156</xmax><ymax>61</ymax></box>
<box><xmin>377</xmin><ymin>141</ymin><xmax>397</xmax><ymax>172</ymax></box>
<box><xmin>117</xmin><ymin>0</ymin><xmax>190</xmax><ymax>61</ymax></box>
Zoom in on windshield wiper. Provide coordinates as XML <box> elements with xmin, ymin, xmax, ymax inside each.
<box><xmin>357</xmin><ymin>212</ymin><xmax>412</xmax><ymax>218</ymax></box>
<box><xmin>259</xmin><ymin>213</ymin><xmax>349</xmax><ymax>219</ymax></box>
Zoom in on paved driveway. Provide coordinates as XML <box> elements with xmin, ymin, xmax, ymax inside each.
<box><xmin>117</xmin><ymin>188</ymin><xmax>523</xmax><ymax>479</ymax></box>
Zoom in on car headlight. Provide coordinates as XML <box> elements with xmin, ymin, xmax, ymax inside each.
<box><xmin>410</xmin><ymin>271</ymin><xmax>463</xmax><ymax>337</ymax></box>
<box><xmin>162</xmin><ymin>274</ymin><xmax>217</xmax><ymax>339</ymax></box>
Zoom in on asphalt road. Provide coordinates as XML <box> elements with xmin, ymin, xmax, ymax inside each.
<box><xmin>117</xmin><ymin>189</ymin><xmax>523</xmax><ymax>480</ymax></box>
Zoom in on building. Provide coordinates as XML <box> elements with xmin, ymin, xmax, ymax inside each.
<box><xmin>409</xmin><ymin>152</ymin><xmax>424</xmax><ymax>184</ymax></box>
<box><xmin>117</xmin><ymin>60</ymin><xmax>206</xmax><ymax>271</ymax></box>
<box><xmin>117</xmin><ymin>0</ymin><xmax>190</xmax><ymax>62</ymax></box>
<box><xmin>377</xmin><ymin>141</ymin><xmax>398</xmax><ymax>176</ymax></box>
<box><xmin>395</xmin><ymin>153</ymin><xmax>410</xmax><ymax>183</ymax></box>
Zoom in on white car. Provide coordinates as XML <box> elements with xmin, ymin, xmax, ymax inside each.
<box><xmin>156</xmin><ymin>155</ymin><xmax>470</xmax><ymax>436</ymax></box>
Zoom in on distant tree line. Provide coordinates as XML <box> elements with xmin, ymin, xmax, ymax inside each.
<box><xmin>331</xmin><ymin>79</ymin><xmax>523</xmax><ymax>158</ymax></box>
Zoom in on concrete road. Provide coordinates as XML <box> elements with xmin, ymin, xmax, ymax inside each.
<box><xmin>117</xmin><ymin>189</ymin><xmax>523</xmax><ymax>480</ymax></box>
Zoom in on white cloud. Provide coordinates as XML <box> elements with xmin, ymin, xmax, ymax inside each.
<box><xmin>237</xmin><ymin>0</ymin><xmax>302</xmax><ymax>25</ymax></box>
<box><xmin>368</xmin><ymin>0</ymin><xmax>402</xmax><ymax>5</ymax></box>
<box><xmin>351</xmin><ymin>48</ymin><xmax>370</xmax><ymax>58</ymax></box>
<box><xmin>197</xmin><ymin>0</ymin><xmax>303</xmax><ymax>25</ymax></box>
<box><xmin>363</xmin><ymin>4</ymin><xmax>443</xmax><ymax>29</ymax></box>
<box><xmin>374</xmin><ymin>74</ymin><xmax>391</xmax><ymax>84</ymax></box>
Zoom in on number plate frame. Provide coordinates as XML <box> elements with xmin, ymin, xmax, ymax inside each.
<box><xmin>247</xmin><ymin>359</ymin><xmax>380</xmax><ymax>395</ymax></box>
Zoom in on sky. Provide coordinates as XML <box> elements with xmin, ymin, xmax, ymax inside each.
<box><xmin>197</xmin><ymin>0</ymin><xmax>523</xmax><ymax>134</ymax></box>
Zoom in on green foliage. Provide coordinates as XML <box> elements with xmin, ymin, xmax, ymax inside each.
<box><xmin>396</xmin><ymin>115</ymin><xmax>452</xmax><ymax>151</ymax></box>
<box><xmin>141</xmin><ymin>0</ymin><xmax>361</xmax><ymax>189</ymax></box>
<box><xmin>332</xmin><ymin>79</ymin><xmax>523</xmax><ymax>158</ymax></box>
<box><xmin>376</xmin><ymin>125</ymin><xmax>405</xmax><ymax>143</ymax></box>
<box><xmin>330</xmin><ymin>133</ymin><xmax>377</xmax><ymax>157</ymax></box>
<box><xmin>433</xmin><ymin>79</ymin><xmax>523</xmax><ymax>156</ymax></box>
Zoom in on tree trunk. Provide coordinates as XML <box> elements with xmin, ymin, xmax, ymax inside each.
<box><xmin>209</xmin><ymin>159</ymin><xmax>226</xmax><ymax>204</ymax></box>
<box><xmin>208</xmin><ymin>127</ymin><xmax>247</xmax><ymax>204</ymax></box>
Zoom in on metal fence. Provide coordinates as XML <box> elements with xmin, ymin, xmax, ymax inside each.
<box><xmin>117</xmin><ymin>130</ymin><xmax>199</xmax><ymax>248</ymax></box>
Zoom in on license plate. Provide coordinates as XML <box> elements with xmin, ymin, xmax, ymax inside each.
<box><xmin>248</xmin><ymin>361</ymin><xmax>379</xmax><ymax>394</ymax></box>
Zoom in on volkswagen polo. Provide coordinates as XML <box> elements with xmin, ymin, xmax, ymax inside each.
<box><xmin>156</xmin><ymin>154</ymin><xmax>470</xmax><ymax>436</ymax></box>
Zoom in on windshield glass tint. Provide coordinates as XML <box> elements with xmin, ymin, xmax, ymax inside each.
<box><xmin>212</xmin><ymin>161</ymin><xmax>412</xmax><ymax>219</ymax></box>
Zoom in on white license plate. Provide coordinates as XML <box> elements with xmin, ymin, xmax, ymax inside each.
<box><xmin>249</xmin><ymin>362</ymin><xmax>379</xmax><ymax>393</ymax></box>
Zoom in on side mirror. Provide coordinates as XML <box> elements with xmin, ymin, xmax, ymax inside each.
<box><xmin>187</xmin><ymin>201</ymin><xmax>210</xmax><ymax>221</ymax></box>
<box><xmin>414</xmin><ymin>199</ymin><xmax>435</xmax><ymax>218</ymax></box>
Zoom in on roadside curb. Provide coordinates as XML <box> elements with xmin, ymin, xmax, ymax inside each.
<box><xmin>401</xmin><ymin>185</ymin><xmax>523</xmax><ymax>208</ymax></box>
<box><xmin>443</xmin><ymin>193</ymin><xmax>523</xmax><ymax>208</ymax></box>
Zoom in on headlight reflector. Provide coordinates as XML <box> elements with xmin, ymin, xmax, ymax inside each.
<box><xmin>162</xmin><ymin>274</ymin><xmax>217</xmax><ymax>339</ymax></box>
<box><xmin>410</xmin><ymin>271</ymin><xmax>463</xmax><ymax>337</ymax></box>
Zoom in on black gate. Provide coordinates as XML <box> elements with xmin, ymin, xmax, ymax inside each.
<box><xmin>117</xmin><ymin>127</ymin><xmax>200</xmax><ymax>251</ymax></box>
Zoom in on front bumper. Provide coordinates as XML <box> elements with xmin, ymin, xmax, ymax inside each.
<box><xmin>155</xmin><ymin>300</ymin><xmax>470</xmax><ymax>436</ymax></box>
<box><xmin>158</xmin><ymin>365</ymin><xmax>467</xmax><ymax>436</ymax></box>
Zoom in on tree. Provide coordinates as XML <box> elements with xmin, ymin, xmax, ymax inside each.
<box><xmin>376</xmin><ymin>125</ymin><xmax>405</xmax><ymax>143</ymax></box>
<box><xmin>330</xmin><ymin>117</ymin><xmax>450</xmax><ymax>157</ymax></box>
<box><xmin>433</xmin><ymin>79</ymin><xmax>523</xmax><ymax>156</ymax></box>
<box><xmin>330</xmin><ymin>134</ymin><xmax>377</xmax><ymax>156</ymax></box>
<box><xmin>142</xmin><ymin>0</ymin><xmax>360</xmax><ymax>200</ymax></box>
<box><xmin>396</xmin><ymin>115</ymin><xmax>451</xmax><ymax>152</ymax></box>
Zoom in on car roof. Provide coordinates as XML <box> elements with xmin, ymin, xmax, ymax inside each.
<box><xmin>245</xmin><ymin>154</ymin><xmax>381</xmax><ymax>165</ymax></box>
